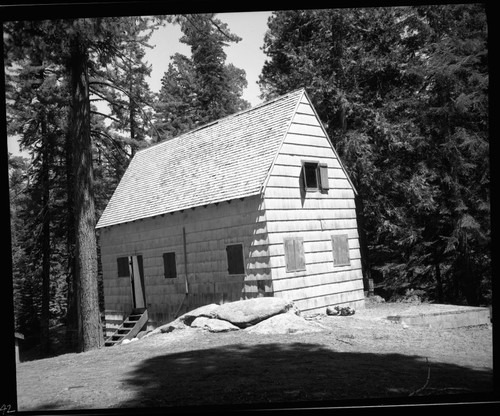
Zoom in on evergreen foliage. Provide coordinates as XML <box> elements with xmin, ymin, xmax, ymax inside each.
<box><xmin>259</xmin><ymin>5</ymin><xmax>489</xmax><ymax>305</ymax></box>
<box><xmin>155</xmin><ymin>13</ymin><xmax>249</xmax><ymax>139</ymax></box>
<box><xmin>5</xmin><ymin>16</ymin><xmax>164</xmax><ymax>352</ymax></box>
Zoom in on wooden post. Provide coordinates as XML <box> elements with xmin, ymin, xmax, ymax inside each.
<box><xmin>15</xmin><ymin>333</ymin><xmax>24</xmax><ymax>364</ymax></box>
<box><xmin>183</xmin><ymin>227</ymin><xmax>189</xmax><ymax>294</ymax></box>
<box><xmin>368</xmin><ymin>278</ymin><xmax>374</xmax><ymax>297</ymax></box>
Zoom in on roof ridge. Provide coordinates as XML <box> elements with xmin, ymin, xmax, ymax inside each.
<box><xmin>137</xmin><ymin>88</ymin><xmax>306</xmax><ymax>156</ymax></box>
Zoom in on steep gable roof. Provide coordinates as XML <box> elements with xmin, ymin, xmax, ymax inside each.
<box><xmin>96</xmin><ymin>88</ymin><xmax>305</xmax><ymax>229</ymax></box>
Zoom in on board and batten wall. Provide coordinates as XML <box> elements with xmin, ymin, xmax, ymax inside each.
<box><xmin>99</xmin><ymin>195</ymin><xmax>272</xmax><ymax>331</ymax></box>
<box><xmin>263</xmin><ymin>94</ymin><xmax>365</xmax><ymax>313</ymax></box>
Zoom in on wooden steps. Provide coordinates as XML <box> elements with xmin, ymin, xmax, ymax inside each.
<box><xmin>104</xmin><ymin>308</ymin><xmax>148</xmax><ymax>347</ymax></box>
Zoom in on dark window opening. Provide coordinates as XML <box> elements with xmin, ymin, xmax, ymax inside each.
<box><xmin>303</xmin><ymin>162</ymin><xmax>319</xmax><ymax>189</ymax></box>
<box><xmin>283</xmin><ymin>237</ymin><xmax>306</xmax><ymax>272</ymax></box>
<box><xmin>302</xmin><ymin>162</ymin><xmax>329</xmax><ymax>191</ymax></box>
<box><xmin>163</xmin><ymin>252</ymin><xmax>177</xmax><ymax>279</ymax></box>
<box><xmin>117</xmin><ymin>257</ymin><xmax>130</xmax><ymax>277</ymax></box>
<box><xmin>226</xmin><ymin>244</ymin><xmax>245</xmax><ymax>275</ymax></box>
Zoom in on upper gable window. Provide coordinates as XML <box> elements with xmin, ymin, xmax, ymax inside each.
<box><xmin>302</xmin><ymin>162</ymin><xmax>329</xmax><ymax>191</ymax></box>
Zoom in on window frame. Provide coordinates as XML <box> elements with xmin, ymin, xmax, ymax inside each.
<box><xmin>226</xmin><ymin>243</ymin><xmax>246</xmax><ymax>275</ymax></box>
<box><xmin>302</xmin><ymin>161</ymin><xmax>320</xmax><ymax>190</ymax></box>
<box><xmin>301</xmin><ymin>160</ymin><xmax>329</xmax><ymax>192</ymax></box>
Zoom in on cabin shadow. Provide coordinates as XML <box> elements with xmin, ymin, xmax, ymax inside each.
<box><xmin>114</xmin><ymin>341</ymin><xmax>493</xmax><ymax>410</ymax></box>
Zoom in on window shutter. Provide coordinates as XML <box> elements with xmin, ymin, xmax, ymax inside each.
<box><xmin>294</xmin><ymin>238</ymin><xmax>306</xmax><ymax>271</ymax></box>
<box><xmin>284</xmin><ymin>237</ymin><xmax>306</xmax><ymax>272</ymax></box>
<box><xmin>117</xmin><ymin>257</ymin><xmax>130</xmax><ymax>277</ymax></box>
<box><xmin>283</xmin><ymin>238</ymin><xmax>295</xmax><ymax>272</ymax></box>
<box><xmin>331</xmin><ymin>234</ymin><xmax>350</xmax><ymax>266</ymax></box>
<box><xmin>163</xmin><ymin>252</ymin><xmax>177</xmax><ymax>279</ymax></box>
<box><xmin>226</xmin><ymin>244</ymin><xmax>245</xmax><ymax>275</ymax></box>
<box><xmin>319</xmin><ymin>164</ymin><xmax>329</xmax><ymax>190</ymax></box>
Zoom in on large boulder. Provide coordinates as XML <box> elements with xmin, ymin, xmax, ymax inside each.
<box><xmin>190</xmin><ymin>316</ymin><xmax>240</xmax><ymax>332</ymax></box>
<box><xmin>153</xmin><ymin>303</ymin><xmax>221</xmax><ymax>334</ymax></box>
<box><xmin>213</xmin><ymin>297</ymin><xmax>296</xmax><ymax>328</ymax></box>
<box><xmin>177</xmin><ymin>303</ymin><xmax>221</xmax><ymax>325</ymax></box>
<box><xmin>245</xmin><ymin>312</ymin><xmax>328</xmax><ymax>335</ymax></box>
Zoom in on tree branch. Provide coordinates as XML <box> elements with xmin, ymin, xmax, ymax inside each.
<box><xmin>209</xmin><ymin>17</ymin><xmax>241</xmax><ymax>42</ymax></box>
<box><xmin>91</xmin><ymin>129</ymin><xmax>131</xmax><ymax>159</ymax></box>
<box><xmin>89</xmin><ymin>78</ymin><xmax>162</xmax><ymax>142</ymax></box>
<box><xmin>91</xmin><ymin>110</ymin><xmax>121</xmax><ymax>124</ymax></box>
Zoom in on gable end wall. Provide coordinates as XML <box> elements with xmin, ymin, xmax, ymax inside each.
<box><xmin>263</xmin><ymin>94</ymin><xmax>365</xmax><ymax>313</ymax></box>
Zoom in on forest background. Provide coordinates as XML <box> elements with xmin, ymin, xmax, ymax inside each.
<box><xmin>4</xmin><ymin>4</ymin><xmax>490</xmax><ymax>355</ymax></box>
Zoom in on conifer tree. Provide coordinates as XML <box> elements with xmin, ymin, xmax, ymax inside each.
<box><xmin>5</xmin><ymin>16</ymin><xmax>164</xmax><ymax>351</ymax></box>
<box><xmin>155</xmin><ymin>14</ymin><xmax>249</xmax><ymax>139</ymax></box>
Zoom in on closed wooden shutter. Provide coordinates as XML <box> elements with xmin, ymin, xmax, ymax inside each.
<box><xmin>226</xmin><ymin>244</ymin><xmax>245</xmax><ymax>275</ymax></box>
<box><xmin>117</xmin><ymin>257</ymin><xmax>130</xmax><ymax>277</ymax></box>
<box><xmin>319</xmin><ymin>164</ymin><xmax>329</xmax><ymax>190</ymax></box>
<box><xmin>284</xmin><ymin>237</ymin><xmax>306</xmax><ymax>272</ymax></box>
<box><xmin>283</xmin><ymin>238</ymin><xmax>295</xmax><ymax>272</ymax></box>
<box><xmin>331</xmin><ymin>234</ymin><xmax>350</xmax><ymax>266</ymax></box>
<box><xmin>294</xmin><ymin>238</ymin><xmax>306</xmax><ymax>270</ymax></box>
<box><xmin>163</xmin><ymin>252</ymin><xmax>177</xmax><ymax>279</ymax></box>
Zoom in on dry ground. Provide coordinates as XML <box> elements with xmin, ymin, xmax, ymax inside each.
<box><xmin>16</xmin><ymin>302</ymin><xmax>494</xmax><ymax>411</ymax></box>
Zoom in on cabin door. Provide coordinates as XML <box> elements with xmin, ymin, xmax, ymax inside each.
<box><xmin>129</xmin><ymin>255</ymin><xmax>146</xmax><ymax>309</ymax></box>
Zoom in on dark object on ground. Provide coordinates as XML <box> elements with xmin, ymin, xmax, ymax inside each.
<box><xmin>326</xmin><ymin>306</ymin><xmax>355</xmax><ymax>316</ymax></box>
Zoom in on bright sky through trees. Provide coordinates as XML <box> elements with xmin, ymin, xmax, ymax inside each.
<box><xmin>6</xmin><ymin>11</ymin><xmax>272</xmax><ymax>156</ymax></box>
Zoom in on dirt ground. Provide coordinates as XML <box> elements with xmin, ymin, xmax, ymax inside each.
<box><xmin>16</xmin><ymin>302</ymin><xmax>494</xmax><ymax>411</ymax></box>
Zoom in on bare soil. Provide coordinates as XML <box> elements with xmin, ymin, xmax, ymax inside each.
<box><xmin>16</xmin><ymin>302</ymin><xmax>494</xmax><ymax>411</ymax></box>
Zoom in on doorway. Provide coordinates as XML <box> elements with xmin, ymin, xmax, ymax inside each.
<box><xmin>129</xmin><ymin>255</ymin><xmax>146</xmax><ymax>309</ymax></box>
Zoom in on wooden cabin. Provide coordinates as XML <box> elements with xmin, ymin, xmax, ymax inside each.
<box><xmin>96</xmin><ymin>88</ymin><xmax>365</xmax><ymax>335</ymax></box>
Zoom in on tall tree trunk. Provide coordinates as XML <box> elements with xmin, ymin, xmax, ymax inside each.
<box><xmin>355</xmin><ymin>194</ymin><xmax>373</xmax><ymax>295</ymax></box>
<box><xmin>129</xmin><ymin>94</ymin><xmax>136</xmax><ymax>156</ymax></box>
<box><xmin>435</xmin><ymin>259</ymin><xmax>443</xmax><ymax>303</ymax></box>
<box><xmin>457</xmin><ymin>234</ymin><xmax>478</xmax><ymax>306</ymax></box>
<box><xmin>69</xmin><ymin>34</ymin><xmax>103</xmax><ymax>351</ymax></box>
<box><xmin>40</xmin><ymin>110</ymin><xmax>51</xmax><ymax>354</ymax></box>
<box><xmin>65</xmin><ymin>129</ymin><xmax>78</xmax><ymax>351</ymax></box>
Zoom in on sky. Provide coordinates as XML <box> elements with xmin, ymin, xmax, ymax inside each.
<box><xmin>7</xmin><ymin>11</ymin><xmax>273</xmax><ymax>157</ymax></box>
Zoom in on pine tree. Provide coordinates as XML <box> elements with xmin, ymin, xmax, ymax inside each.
<box><xmin>155</xmin><ymin>14</ymin><xmax>249</xmax><ymax>139</ymax></box>
<box><xmin>5</xmin><ymin>16</ymin><xmax>165</xmax><ymax>351</ymax></box>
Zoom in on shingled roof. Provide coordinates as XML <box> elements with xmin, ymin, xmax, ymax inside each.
<box><xmin>96</xmin><ymin>88</ymin><xmax>305</xmax><ymax>229</ymax></box>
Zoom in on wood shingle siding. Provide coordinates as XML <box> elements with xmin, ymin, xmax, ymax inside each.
<box><xmin>100</xmin><ymin>196</ymin><xmax>272</xmax><ymax>325</ymax></box>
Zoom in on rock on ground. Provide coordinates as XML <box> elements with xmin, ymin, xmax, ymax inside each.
<box><xmin>245</xmin><ymin>312</ymin><xmax>328</xmax><ymax>335</ymax></box>
<box><xmin>145</xmin><ymin>303</ymin><xmax>221</xmax><ymax>336</ymax></box>
<box><xmin>178</xmin><ymin>303</ymin><xmax>221</xmax><ymax>325</ymax></box>
<box><xmin>213</xmin><ymin>297</ymin><xmax>296</xmax><ymax>328</ymax></box>
<box><xmin>190</xmin><ymin>316</ymin><xmax>240</xmax><ymax>332</ymax></box>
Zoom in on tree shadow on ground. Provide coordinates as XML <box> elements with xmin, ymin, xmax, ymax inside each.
<box><xmin>115</xmin><ymin>341</ymin><xmax>493</xmax><ymax>410</ymax></box>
